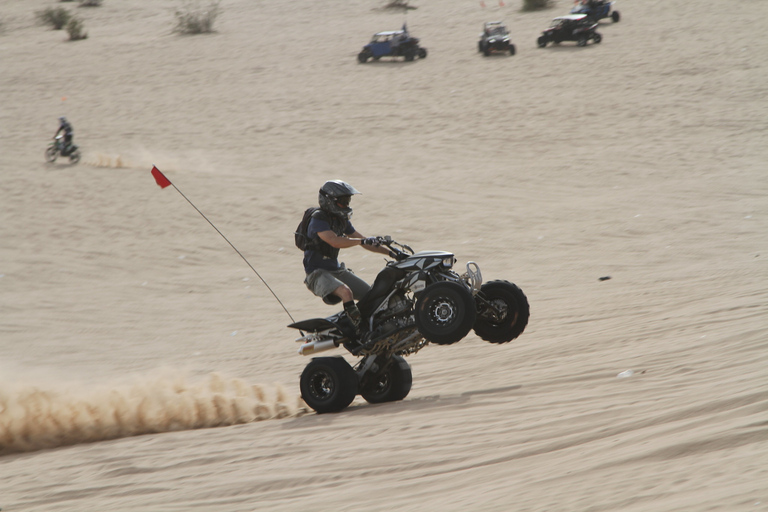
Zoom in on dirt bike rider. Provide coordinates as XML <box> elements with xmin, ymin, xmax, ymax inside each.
<box><xmin>303</xmin><ymin>180</ymin><xmax>391</xmax><ymax>342</ymax></box>
<box><xmin>54</xmin><ymin>116</ymin><xmax>74</xmax><ymax>155</ymax></box>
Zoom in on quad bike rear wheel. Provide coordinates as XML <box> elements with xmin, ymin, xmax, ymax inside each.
<box><xmin>415</xmin><ymin>281</ymin><xmax>476</xmax><ymax>345</ymax></box>
<box><xmin>473</xmin><ymin>280</ymin><xmax>529</xmax><ymax>344</ymax></box>
<box><xmin>404</xmin><ymin>48</ymin><xmax>416</xmax><ymax>61</ymax></box>
<box><xmin>577</xmin><ymin>36</ymin><xmax>588</xmax><ymax>47</ymax></box>
<box><xmin>509</xmin><ymin>44</ymin><xmax>516</xmax><ymax>56</ymax></box>
<box><xmin>611</xmin><ymin>11</ymin><xmax>620</xmax><ymax>22</ymax></box>
<box><xmin>359</xmin><ymin>355</ymin><xmax>412</xmax><ymax>404</ymax></box>
<box><xmin>300</xmin><ymin>357</ymin><xmax>358</xmax><ymax>413</ymax></box>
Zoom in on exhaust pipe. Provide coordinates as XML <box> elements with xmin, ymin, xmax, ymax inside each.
<box><xmin>297</xmin><ymin>339</ymin><xmax>337</xmax><ymax>356</ymax></box>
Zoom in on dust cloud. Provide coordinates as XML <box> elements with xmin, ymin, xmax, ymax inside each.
<box><xmin>88</xmin><ymin>153</ymin><xmax>129</xmax><ymax>168</ymax></box>
<box><xmin>0</xmin><ymin>370</ymin><xmax>306</xmax><ymax>455</ymax></box>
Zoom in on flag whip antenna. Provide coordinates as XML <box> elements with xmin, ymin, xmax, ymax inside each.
<box><xmin>151</xmin><ymin>165</ymin><xmax>297</xmax><ymax>324</ymax></box>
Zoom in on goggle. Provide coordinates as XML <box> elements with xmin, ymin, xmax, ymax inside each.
<box><xmin>335</xmin><ymin>195</ymin><xmax>351</xmax><ymax>207</ymax></box>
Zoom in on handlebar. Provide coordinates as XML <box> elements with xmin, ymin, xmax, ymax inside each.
<box><xmin>375</xmin><ymin>236</ymin><xmax>413</xmax><ymax>261</ymax></box>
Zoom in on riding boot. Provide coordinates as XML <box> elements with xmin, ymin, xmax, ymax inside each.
<box><xmin>343</xmin><ymin>301</ymin><xmax>365</xmax><ymax>342</ymax></box>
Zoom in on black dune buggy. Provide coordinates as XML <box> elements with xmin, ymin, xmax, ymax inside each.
<box><xmin>478</xmin><ymin>21</ymin><xmax>516</xmax><ymax>56</ymax></box>
<box><xmin>537</xmin><ymin>14</ymin><xmax>602</xmax><ymax>47</ymax></box>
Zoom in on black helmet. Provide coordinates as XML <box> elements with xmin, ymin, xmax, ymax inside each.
<box><xmin>318</xmin><ymin>180</ymin><xmax>360</xmax><ymax>219</ymax></box>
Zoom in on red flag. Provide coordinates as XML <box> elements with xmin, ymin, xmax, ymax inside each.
<box><xmin>151</xmin><ymin>166</ymin><xmax>172</xmax><ymax>189</ymax></box>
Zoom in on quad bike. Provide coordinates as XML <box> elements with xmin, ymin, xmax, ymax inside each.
<box><xmin>290</xmin><ymin>236</ymin><xmax>529</xmax><ymax>413</ymax></box>
<box><xmin>45</xmin><ymin>135</ymin><xmax>81</xmax><ymax>164</ymax></box>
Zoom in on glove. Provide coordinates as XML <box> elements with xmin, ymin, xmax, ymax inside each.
<box><xmin>361</xmin><ymin>237</ymin><xmax>381</xmax><ymax>247</ymax></box>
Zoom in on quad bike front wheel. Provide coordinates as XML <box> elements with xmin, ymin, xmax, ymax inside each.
<box><xmin>417</xmin><ymin>47</ymin><xmax>427</xmax><ymax>59</ymax></box>
<box><xmin>473</xmin><ymin>280</ymin><xmax>530</xmax><ymax>344</ymax></box>
<box><xmin>358</xmin><ymin>51</ymin><xmax>371</xmax><ymax>63</ymax></box>
<box><xmin>300</xmin><ymin>357</ymin><xmax>358</xmax><ymax>413</ymax></box>
<box><xmin>611</xmin><ymin>11</ymin><xmax>620</xmax><ymax>22</ymax></box>
<box><xmin>577</xmin><ymin>36</ymin><xmax>588</xmax><ymax>47</ymax></box>
<box><xmin>509</xmin><ymin>44</ymin><xmax>516</xmax><ymax>56</ymax></box>
<box><xmin>45</xmin><ymin>146</ymin><xmax>58</xmax><ymax>163</ymax></box>
<box><xmin>416</xmin><ymin>281</ymin><xmax>476</xmax><ymax>345</ymax></box>
<box><xmin>537</xmin><ymin>36</ymin><xmax>547</xmax><ymax>48</ymax></box>
<box><xmin>359</xmin><ymin>355</ymin><xmax>412</xmax><ymax>404</ymax></box>
<box><xmin>593</xmin><ymin>33</ymin><xmax>602</xmax><ymax>44</ymax></box>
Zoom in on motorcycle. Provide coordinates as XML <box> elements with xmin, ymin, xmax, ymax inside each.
<box><xmin>290</xmin><ymin>236</ymin><xmax>529</xmax><ymax>413</ymax></box>
<box><xmin>45</xmin><ymin>135</ymin><xmax>81</xmax><ymax>164</ymax></box>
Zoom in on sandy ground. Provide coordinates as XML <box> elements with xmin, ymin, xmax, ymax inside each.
<box><xmin>1</xmin><ymin>0</ymin><xmax>767</xmax><ymax>510</ymax></box>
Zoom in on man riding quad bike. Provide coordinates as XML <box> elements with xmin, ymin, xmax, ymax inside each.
<box><xmin>290</xmin><ymin>236</ymin><xmax>530</xmax><ymax>413</ymax></box>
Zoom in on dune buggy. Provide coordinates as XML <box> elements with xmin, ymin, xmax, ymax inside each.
<box><xmin>571</xmin><ymin>0</ymin><xmax>620</xmax><ymax>23</ymax></box>
<box><xmin>537</xmin><ymin>14</ymin><xmax>602</xmax><ymax>47</ymax></box>
<box><xmin>478</xmin><ymin>21</ymin><xmax>516</xmax><ymax>56</ymax></box>
<box><xmin>358</xmin><ymin>29</ymin><xmax>428</xmax><ymax>63</ymax></box>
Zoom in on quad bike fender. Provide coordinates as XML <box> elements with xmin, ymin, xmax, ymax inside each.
<box><xmin>288</xmin><ymin>317</ymin><xmax>340</xmax><ymax>332</ymax></box>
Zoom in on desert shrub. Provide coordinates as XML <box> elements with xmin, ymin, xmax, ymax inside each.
<box><xmin>36</xmin><ymin>7</ymin><xmax>72</xmax><ymax>30</ymax></box>
<box><xmin>173</xmin><ymin>1</ymin><xmax>221</xmax><ymax>35</ymax></box>
<box><xmin>383</xmin><ymin>0</ymin><xmax>417</xmax><ymax>10</ymax></box>
<box><xmin>521</xmin><ymin>0</ymin><xmax>552</xmax><ymax>11</ymax></box>
<box><xmin>66</xmin><ymin>17</ymin><xmax>87</xmax><ymax>40</ymax></box>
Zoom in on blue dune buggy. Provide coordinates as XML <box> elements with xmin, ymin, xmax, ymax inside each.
<box><xmin>358</xmin><ymin>28</ymin><xmax>428</xmax><ymax>63</ymax></box>
<box><xmin>571</xmin><ymin>0</ymin><xmax>620</xmax><ymax>23</ymax></box>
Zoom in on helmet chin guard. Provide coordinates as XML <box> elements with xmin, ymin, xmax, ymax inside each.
<box><xmin>318</xmin><ymin>180</ymin><xmax>360</xmax><ymax>219</ymax></box>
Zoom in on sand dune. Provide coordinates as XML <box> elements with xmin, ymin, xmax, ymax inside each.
<box><xmin>1</xmin><ymin>0</ymin><xmax>767</xmax><ymax>510</ymax></box>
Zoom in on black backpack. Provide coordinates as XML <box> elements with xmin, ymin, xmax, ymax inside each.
<box><xmin>295</xmin><ymin>207</ymin><xmax>321</xmax><ymax>251</ymax></box>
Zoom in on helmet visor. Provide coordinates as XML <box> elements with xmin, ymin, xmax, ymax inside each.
<box><xmin>335</xmin><ymin>195</ymin><xmax>351</xmax><ymax>208</ymax></box>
